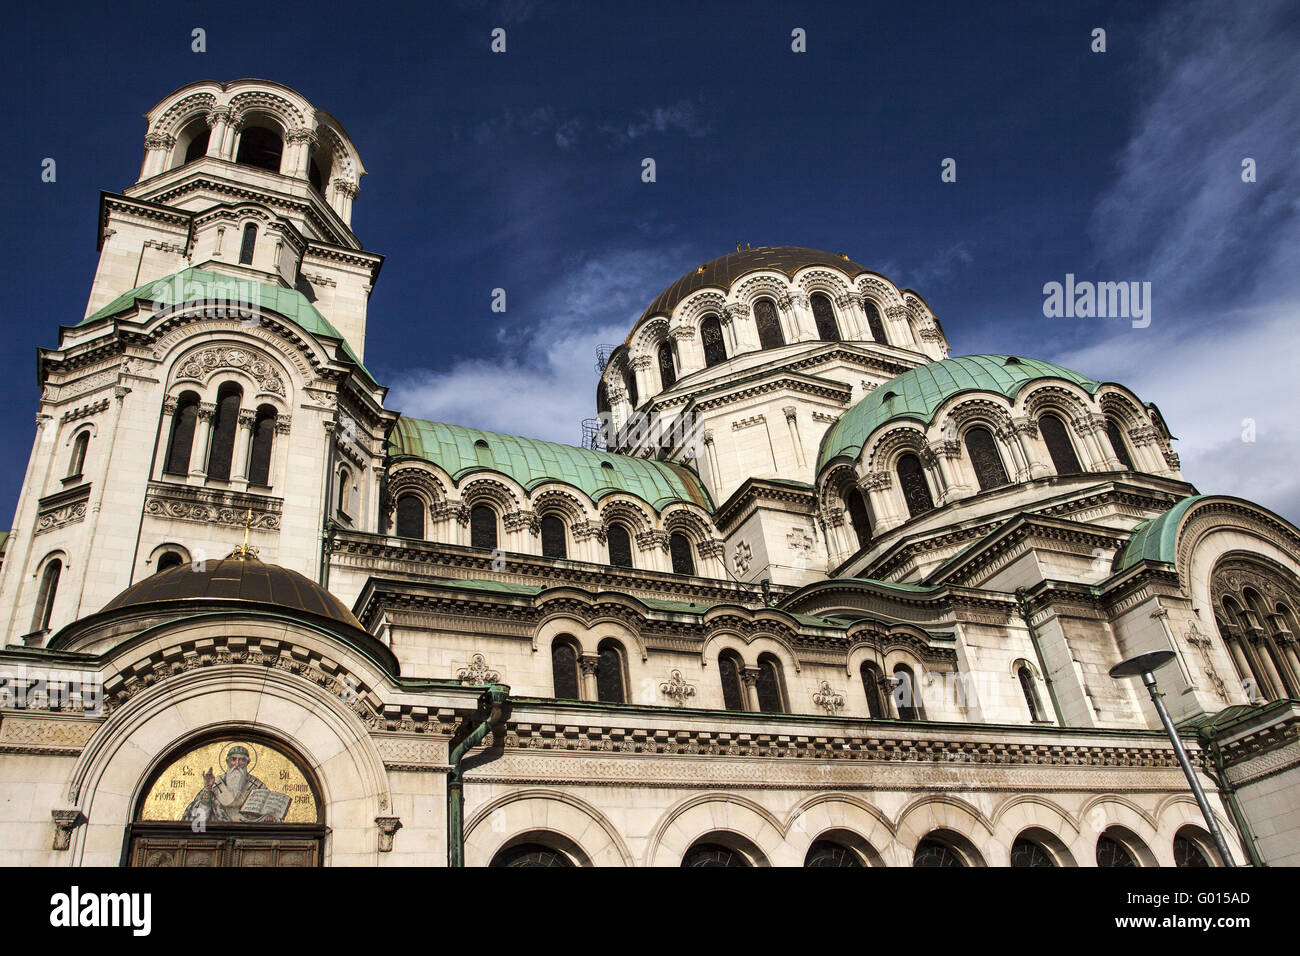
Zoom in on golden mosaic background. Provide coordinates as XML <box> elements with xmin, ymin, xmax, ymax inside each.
<box><xmin>140</xmin><ymin>739</ymin><xmax>319</xmax><ymax>823</ymax></box>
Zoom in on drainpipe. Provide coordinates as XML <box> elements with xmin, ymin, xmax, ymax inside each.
<box><xmin>1204</xmin><ymin>735</ymin><xmax>1263</xmax><ymax>867</ymax></box>
<box><xmin>447</xmin><ymin>683</ymin><xmax>510</xmax><ymax>868</ymax></box>
<box><xmin>1016</xmin><ymin>587</ymin><xmax>1065</xmax><ymax>727</ymax></box>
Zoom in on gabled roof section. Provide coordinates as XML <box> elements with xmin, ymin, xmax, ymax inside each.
<box><xmin>388</xmin><ymin>417</ymin><xmax>714</xmax><ymax>512</ymax></box>
<box><xmin>817</xmin><ymin>354</ymin><xmax>1101</xmax><ymax>472</ymax></box>
<box><xmin>1113</xmin><ymin>495</ymin><xmax>1205</xmax><ymax>571</ymax></box>
<box><xmin>79</xmin><ymin>267</ymin><xmax>372</xmax><ymax>380</ymax></box>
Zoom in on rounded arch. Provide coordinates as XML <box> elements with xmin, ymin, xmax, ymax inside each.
<box><xmin>647</xmin><ymin>793</ymin><xmax>784</xmax><ymax>866</ymax></box>
<box><xmin>787</xmin><ymin>793</ymin><xmax>894</xmax><ymax>866</ymax></box>
<box><xmin>895</xmin><ymin>794</ymin><xmax>995</xmax><ymax>865</ymax></box>
<box><xmin>991</xmin><ymin>794</ymin><xmax>1081</xmax><ymax>866</ymax></box>
<box><xmin>465</xmin><ymin>789</ymin><xmax>633</xmax><ymax>867</ymax></box>
<box><xmin>911</xmin><ymin>828</ymin><xmax>987</xmax><ymax>866</ymax></box>
<box><xmin>66</xmin><ymin>658</ymin><xmax>390</xmax><ymax>865</ymax></box>
<box><xmin>145</xmin><ymin>542</ymin><xmax>192</xmax><ymax>572</ymax></box>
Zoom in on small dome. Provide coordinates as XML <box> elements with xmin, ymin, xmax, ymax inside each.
<box><xmin>101</xmin><ymin>554</ymin><xmax>363</xmax><ymax>630</ymax></box>
<box><xmin>637</xmin><ymin>245</ymin><xmax>870</xmax><ymax>328</ymax></box>
<box><xmin>817</xmin><ymin>354</ymin><xmax>1101</xmax><ymax>472</ymax></box>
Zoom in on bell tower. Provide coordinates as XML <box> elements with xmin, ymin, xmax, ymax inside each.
<box><xmin>0</xmin><ymin>80</ymin><xmax>394</xmax><ymax>646</ymax></box>
<box><xmin>88</xmin><ymin>79</ymin><xmax>382</xmax><ymax>360</ymax></box>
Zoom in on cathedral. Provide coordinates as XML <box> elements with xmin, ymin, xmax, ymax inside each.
<box><xmin>1</xmin><ymin>79</ymin><xmax>1297</xmax><ymax>867</ymax></box>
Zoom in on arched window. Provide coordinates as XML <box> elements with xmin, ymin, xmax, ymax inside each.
<box><xmin>470</xmin><ymin>506</ymin><xmax>498</xmax><ymax>550</ymax></box>
<box><xmin>622</xmin><ymin>367</ymin><xmax>639</xmax><ymax>409</ymax></box>
<box><xmin>1096</xmin><ymin>834</ymin><xmax>1138</xmax><ymax>867</ymax></box>
<box><xmin>804</xmin><ymin>841</ymin><xmax>863</xmax><ymax>867</ymax></box>
<box><xmin>551</xmin><ymin>640</ymin><xmax>580</xmax><ymax>700</ymax></box>
<box><xmin>913</xmin><ymin>837</ymin><xmax>966</xmax><ymax>867</ymax></box>
<box><xmin>247</xmin><ymin>405</ymin><xmax>276</xmax><ymax>487</ymax></box>
<box><xmin>607</xmin><ymin>524</ymin><xmax>633</xmax><ymax>568</ymax></box>
<box><xmin>864</xmin><ymin>302</ymin><xmax>888</xmax><ymax>344</ymax></box>
<box><xmin>31</xmin><ymin>558</ymin><xmax>61</xmax><ymax>633</ymax></box>
<box><xmin>681</xmin><ymin>843</ymin><xmax>751</xmax><ymax>867</ymax></box>
<box><xmin>755</xmin><ymin>653</ymin><xmax>784</xmax><ymax>713</ymax></box>
<box><xmin>754</xmin><ymin>298</ymin><xmax>785</xmax><ymax>349</ymax></box>
<box><xmin>127</xmin><ymin>735</ymin><xmax>324</xmax><ymax>866</ymax></box>
<box><xmin>596</xmin><ymin>639</ymin><xmax>627</xmax><ymax>704</ymax></box>
<box><xmin>206</xmin><ymin>383</ymin><xmax>243</xmax><ymax>480</ymax></box>
<box><xmin>164</xmin><ymin>391</ymin><xmax>200</xmax><ymax>476</ymax></box>
<box><xmin>893</xmin><ymin>664</ymin><xmax>923</xmax><ymax>720</ymax></box>
<box><xmin>861</xmin><ymin>661</ymin><xmax>887</xmax><ymax>719</ymax></box>
<box><xmin>1245</xmin><ymin>588</ymin><xmax>1297</xmax><ymax>696</ymax></box>
<box><xmin>701</xmin><ymin>315</ymin><xmax>727</xmax><ymax>367</ymax></box>
<box><xmin>965</xmin><ymin>427</ymin><xmax>1009</xmax><ymax>491</ymax></box>
<box><xmin>1173</xmin><ymin>830</ymin><xmax>1212</xmax><ymax>867</ymax></box>
<box><xmin>67</xmin><ymin>431</ymin><xmax>89</xmax><ymax>480</ymax></box>
<box><xmin>541</xmin><ymin>514</ymin><xmax>567</xmax><ymax>559</ymax></box>
<box><xmin>657</xmin><ymin>341</ymin><xmax>676</xmax><ymax>390</ymax></box>
<box><xmin>235</xmin><ymin>125</ymin><xmax>283</xmax><ymax>173</ymax></box>
<box><xmin>846</xmin><ymin>488</ymin><xmax>872</xmax><ymax>549</ymax></box>
<box><xmin>896</xmin><ymin>454</ymin><xmax>934</xmax><ymax>517</ymax></box>
<box><xmin>718</xmin><ymin>651</ymin><xmax>745</xmax><ymax>710</ymax></box>
<box><xmin>239</xmin><ymin>223</ymin><xmax>257</xmax><ymax>265</ymax></box>
<box><xmin>181</xmin><ymin>121</ymin><xmax>210</xmax><ymax>165</ymax></box>
<box><xmin>336</xmin><ymin>467</ymin><xmax>352</xmax><ymax>518</ymax></box>
<box><xmin>395</xmin><ymin>495</ymin><xmax>425</xmax><ymax>539</ymax></box>
<box><xmin>1018</xmin><ymin>665</ymin><xmax>1044</xmax><ymax>721</ymax></box>
<box><xmin>491</xmin><ymin>843</ymin><xmax>575</xmax><ymax>868</ymax></box>
<box><xmin>811</xmin><ymin>293</ymin><xmax>840</xmax><ymax>341</ymax></box>
<box><xmin>308</xmin><ymin>149</ymin><xmax>332</xmax><ymax>197</ymax></box>
<box><xmin>156</xmin><ymin>551</ymin><xmax>185</xmax><ymax>573</ymax></box>
<box><xmin>1010</xmin><ymin>836</ymin><xmax>1057</xmax><ymax>867</ymax></box>
<box><xmin>1039</xmin><ymin>414</ymin><xmax>1082</xmax><ymax>475</ymax></box>
<box><xmin>1106</xmin><ymin>419</ymin><xmax>1134</xmax><ymax>470</ymax></box>
<box><xmin>669</xmin><ymin>533</ymin><xmax>695</xmax><ymax>575</ymax></box>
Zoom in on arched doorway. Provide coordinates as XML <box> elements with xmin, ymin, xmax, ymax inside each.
<box><xmin>125</xmin><ymin>734</ymin><xmax>325</xmax><ymax>867</ymax></box>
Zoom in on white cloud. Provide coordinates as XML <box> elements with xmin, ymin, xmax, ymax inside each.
<box><xmin>385</xmin><ymin>247</ymin><xmax>693</xmax><ymax>446</ymax></box>
<box><xmin>1056</xmin><ymin>0</ymin><xmax>1300</xmax><ymax>524</ymax></box>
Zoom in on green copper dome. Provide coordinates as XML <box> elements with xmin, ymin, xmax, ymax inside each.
<box><xmin>816</xmin><ymin>354</ymin><xmax>1100</xmax><ymax>472</ymax></box>
<box><xmin>389</xmin><ymin>417</ymin><xmax>714</xmax><ymax>512</ymax></box>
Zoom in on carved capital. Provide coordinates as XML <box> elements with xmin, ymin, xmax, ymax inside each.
<box><xmin>375</xmin><ymin>816</ymin><xmax>402</xmax><ymax>853</ymax></box>
<box><xmin>1011</xmin><ymin>416</ymin><xmax>1038</xmax><ymax>438</ymax></box>
<box><xmin>162</xmin><ymin>396</ymin><xmax>179</xmax><ymax>415</ymax></box>
<box><xmin>144</xmin><ymin>131</ymin><xmax>176</xmax><ymax>150</ymax></box>
<box><xmin>783</xmin><ymin>405</ymin><xmax>798</xmax><ymax>422</ymax></box>
<box><xmin>668</xmin><ymin>324</ymin><xmax>695</xmax><ymax>341</ymax></box>
<box><xmin>858</xmin><ymin>471</ymin><xmax>892</xmax><ymax>491</ymax></box>
<box><xmin>579</xmin><ymin>654</ymin><xmax>600</xmax><ymax>676</ymax></box>
<box><xmin>197</xmin><ymin>402</ymin><xmax>217</xmax><ymax>422</ymax></box>
<box><xmin>237</xmin><ymin>409</ymin><xmax>258</xmax><ymax>428</ymax></box>
<box><xmin>503</xmin><ymin>509</ymin><xmax>541</xmax><ymax>534</ymax></box>
<box><xmin>51</xmin><ymin>809</ymin><xmax>85</xmax><ymax>851</ymax></box>
<box><xmin>636</xmin><ymin>529</ymin><xmax>670</xmax><ymax>552</ymax></box>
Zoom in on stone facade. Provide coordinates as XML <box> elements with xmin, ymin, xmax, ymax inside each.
<box><xmin>0</xmin><ymin>79</ymin><xmax>1297</xmax><ymax>868</ymax></box>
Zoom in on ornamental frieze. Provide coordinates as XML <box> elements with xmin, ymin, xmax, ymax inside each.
<box><xmin>143</xmin><ymin>481</ymin><xmax>282</xmax><ymax>529</ymax></box>
<box><xmin>35</xmin><ymin>485</ymin><xmax>91</xmax><ymax>535</ymax></box>
<box><xmin>174</xmin><ymin>346</ymin><xmax>286</xmax><ymax>396</ymax></box>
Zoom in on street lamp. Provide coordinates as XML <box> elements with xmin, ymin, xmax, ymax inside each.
<box><xmin>1109</xmin><ymin>649</ymin><xmax>1237</xmax><ymax>866</ymax></box>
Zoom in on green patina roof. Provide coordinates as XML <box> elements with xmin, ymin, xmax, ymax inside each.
<box><xmin>1114</xmin><ymin>495</ymin><xmax>1204</xmax><ymax>571</ymax></box>
<box><xmin>817</xmin><ymin>354</ymin><xmax>1101</xmax><ymax>472</ymax></box>
<box><xmin>389</xmin><ymin>417</ymin><xmax>714</xmax><ymax>512</ymax></box>
<box><xmin>80</xmin><ymin>267</ymin><xmax>371</xmax><ymax>380</ymax></box>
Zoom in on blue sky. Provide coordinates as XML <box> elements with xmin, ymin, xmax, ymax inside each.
<box><xmin>2</xmin><ymin>0</ymin><xmax>1297</xmax><ymax>523</ymax></box>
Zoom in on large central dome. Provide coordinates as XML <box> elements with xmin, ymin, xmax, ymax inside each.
<box><xmin>637</xmin><ymin>245</ymin><xmax>871</xmax><ymax>326</ymax></box>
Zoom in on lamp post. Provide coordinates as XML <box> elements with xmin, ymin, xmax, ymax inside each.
<box><xmin>1109</xmin><ymin>649</ymin><xmax>1236</xmax><ymax>866</ymax></box>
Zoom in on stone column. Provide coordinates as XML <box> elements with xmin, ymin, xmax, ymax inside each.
<box><xmin>741</xmin><ymin>667</ymin><xmax>761</xmax><ymax>712</ymax></box>
<box><xmin>580</xmin><ymin>655</ymin><xmax>600</xmax><ymax>701</ymax></box>
<box><xmin>285</xmin><ymin>127</ymin><xmax>316</xmax><ymax>178</ymax></box>
<box><xmin>190</xmin><ymin>402</ymin><xmax>217</xmax><ymax>479</ymax></box>
<box><xmin>205</xmin><ymin>107</ymin><xmax>233</xmax><ymax>159</ymax></box>
<box><xmin>885</xmin><ymin>305</ymin><xmax>911</xmax><ymax>346</ymax></box>
<box><xmin>141</xmin><ymin>131</ymin><xmax>176</xmax><ymax>180</ymax></box>
<box><xmin>780</xmin><ymin>291</ymin><xmax>812</xmax><ymax>342</ymax></box>
<box><xmin>926</xmin><ymin>439</ymin><xmax>968</xmax><ymax>502</ymax></box>
<box><xmin>720</xmin><ymin>304</ymin><xmax>746</xmax><ymax>355</ymax></box>
<box><xmin>1011</xmin><ymin>417</ymin><xmax>1049</xmax><ymax>479</ymax></box>
<box><xmin>670</xmin><ymin>325</ymin><xmax>701</xmax><ymax>375</ymax></box>
<box><xmin>233</xmin><ymin>409</ymin><xmax>257</xmax><ymax>486</ymax></box>
<box><xmin>1269</xmin><ymin>616</ymin><xmax>1300</xmax><ymax>692</ymax></box>
<box><xmin>783</xmin><ymin>406</ymin><xmax>806</xmax><ymax>470</ymax></box>
<box><xmin>331</xmin><ymin>179</ymin><xmax>359</xmax><ymax>222</ymax></box>
<box><xmin>859</xmin><ymin>471</ymin><xmax>899</xmax><ymax>532</ymax></box>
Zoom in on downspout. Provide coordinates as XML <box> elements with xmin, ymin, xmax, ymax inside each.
<box><xmin>1016</xmin><ymin>587</ymin><xmax>1065</xmax><ymax>727</ymax></box>
<box><xmin>1204</xmin><ymin>735</ymin><xmax>1264</xmax><ymax>867</ymax></box>
<box><xmin>448</xmin><ymin>683</ymin><xmax>510</xmax><ymax>868</ymax></box>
